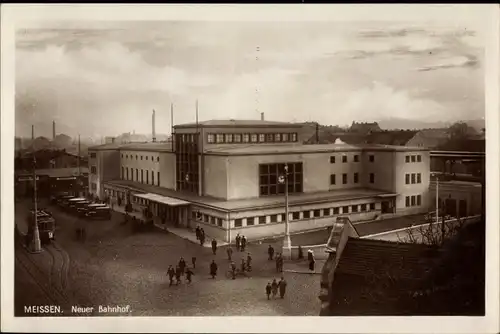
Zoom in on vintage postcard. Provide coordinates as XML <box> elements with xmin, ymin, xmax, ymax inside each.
<box><xmin>1</xmin><ymin>4</ymin><xmax>499</xmax><ymax>333</ymax></box>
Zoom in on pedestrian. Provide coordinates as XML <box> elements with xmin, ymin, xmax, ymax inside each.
<box><xmin>210</xmin><ymin>260</ymin><xmax>218</xmax><ymax>279</ymax></box>
<box><xmin>278</xmin><ymin>276</ymin><xmax>287</xmax><ymax>299</ymax></box>
<box><xmin>241</xmin><ymin>235</ymin><xmax>247</xmax><ymax>252</ymax></box>
<box><xmin>278</xmin><ymin>255</ymin><xmax>284</xmax><ymax>273</ymax></box>
<box><xmin>200</xmin><ymin>233</ymin><xmax>205</xmax><ymax>246</ymax></box>
<box><xmin>268</xmin><ymin>245</ymin><xmax>275</xmax><ymax>260</ymax></box>
<box><xmin>227</xmin><ymin>246</ymin><xmax>233</xmax><ymax>261</ymax></box>
<box><xmin>266</xmin><ymin>282</ymin><xmax>272</xmax><ymax>300</ymax></box>
<box><xmin>308</xmin><ymin>250</ymin><xmax>315</xmax><ymax>273</ymax></box>
<box><xmin>179</xmin><ymin>257</ymin><xmax>186</xmax><ymax>276</ymax></box>
<box><xmin>167</xmin><ymin>265</ymin><xmax>175</xmax><ymax>286</ymax></box>
<box><xmin>246</xmin><ymin>253</ymin><xmax>252</xmax><ymax>272</ymax></box>
<box><xmin>231</xmin><ymin>261</ymin><xmax>237</xmax><ymax>280</ymax></box>
<box><xmin>240</xmin><ymin>258</ymin><xmax>246</xmax><ymax>273</ymax></box>
<box><xmin>191</xmin><ymin>256</ymin><xmax>197</xmax><ymax>269</ymax></box>
<box><xmin>235</xmin><ymin>233</ymin><xmax>241</xmax><ymax>251</ymax></box>
<box><xmin>211</xmin><ymin>239</ymin><xmax>218</xmax><ymax>255</ymax></box>
<box><xmin>186</xmin><ymin>267</ymin><xmax>194</xmax><ymax>284</ymax></box>
<box><xmin>271</xmin><ymin>278</ymin><xmax>278</xmax><ymax>299</ymax></box>
<box><xmin>275</xmin><ymin>253</ymin><xmax>281</xmax><ymax>272</ymax></box>
<box><xmin>175</xmin><ymin>265</ymin><xmax>182</xmax><ymax>285</ymax></box>
<box><xmin>195</xmin><ymin>226</ymin><xmax>201</xmax><ymax>240</ymax></box>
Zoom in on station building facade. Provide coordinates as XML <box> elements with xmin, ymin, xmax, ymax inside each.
<box><xmin>89</xmin><ymin>119</ymin><xmax>430</xmax><ymax>242</ymax></box>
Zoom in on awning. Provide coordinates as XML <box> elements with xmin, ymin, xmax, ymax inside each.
<box><xmin>134</xmin><ymin>193</ymin><xmax>190</xmax><ymax>206</ymax></box>
<box><xmin>377</xmin><ymin>193</ymin><xmax>398</xmax><ymax>198</ymax></box>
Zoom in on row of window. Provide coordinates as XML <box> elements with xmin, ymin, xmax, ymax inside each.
<box><xmin>121</xmin><ymin>167</ymin><xmax>160</xmax><ymax>187</ymax></box>
<box><xmin>405</xmin><ymin>155</ymin><xmax>422</xmax><ymax>163</ymax></box>
<box><xmin>330</xmin><ymin>172</ymin><xmax>375</xmax><ymax>185</ymax></box>
<box><xmin>192</xmin><ymin>211</ymin><xmax>224</xmax><ymax>227</ymax></box>
<box><xmin>405</xmin><ymin>173</ymin><xmax>422</xmax><ymax>185</ymax></box>
<box><xmin>329</xmin><ymin>154</ymin><xmax>376</xmax><ymax>164</ymax></box>
<box><xmin>207</xmin><ymin>132</ymin><xmax>298</xmax><ymax>144</ymax></box>
<box><xmin>405</xmin><ymin>194</ymin><xmax>422</xmax><ymax>207</ymax></box>
<box><xmin>259</xmin><ymin>163</ymin><xmax>303</xmax><ymax>196</ymax></box>
<box><xmin>122</xmin><ymin>154</ymin><xmax>160</xmax><ymax>162</ymax></box>
<box><xmin>90</xmin><ymin>152</ymin><xmax>97</xmax><ymax>159</ymax></box>
<box><xmin>90</xmin><ymin>166</ymin><xmax>97</xmax><ymax>174</ymax></box>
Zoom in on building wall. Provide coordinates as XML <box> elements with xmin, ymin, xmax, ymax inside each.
<box><xmin>88</xmin><ymin>149</ymin><xmax>120</xmax><ymax>199</ymax></box>
<box><xmin>429</xmin><ymin>181</ymin><xmax>482</xmax><ymax>216</ymax></box>
<box><xmin>204</xmin><ymin>155</ymin><xmax>228</xmax><ymax>199</ymax></box>
<box><xmin>159</xmin><ymin>152</ymin><xmax>176</xmax><ymax>190</ymax></box>
<box><xmin>361</xmin><ymin>151</ymin><xmax>395</xmax><ymax>192</ymax></box>
<box><xmin>120</xmin><ymin>150</ymin><xmax>161</xmax><ymax>186</ymax></box>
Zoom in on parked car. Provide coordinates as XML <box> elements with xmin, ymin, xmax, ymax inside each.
<box><xmin>78</xmin><ymin>203</ymin><xmax>108</xmax><ymax>217</ymax></box>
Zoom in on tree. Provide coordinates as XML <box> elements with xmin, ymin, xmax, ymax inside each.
<box><xmin>398</xmin><ymin>216</ymin><xmax>466</xmax><ymax>246</ymax></box>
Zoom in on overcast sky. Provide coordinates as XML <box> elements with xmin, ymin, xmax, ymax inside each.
<box><xmin>15</xmin><ymin>18</ymin><xmax>485</xmax><ymax>139</ymax></box>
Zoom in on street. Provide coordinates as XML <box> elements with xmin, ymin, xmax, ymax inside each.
<box><xmin>15</xmin><ymin>199</ymin><xmax>321</xmax><ymax>316</ymax></box>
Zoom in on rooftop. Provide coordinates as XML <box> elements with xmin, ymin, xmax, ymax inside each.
<box><xmin>174</xmin><ymin>119</ymin><xmax>304</xmax><ymax>129</ymax></box>
<box><xmin>89</xmin><ymin>142</ymin><xmax>172</xmax><ymax>152</ymax></box>
<box><xmin>16</xmin><ymin>167</ymin><xmax>89</xmax><ymax>178</ymax></box>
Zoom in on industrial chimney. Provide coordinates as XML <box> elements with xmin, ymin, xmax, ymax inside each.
<box><xmin>152</xmin><ymin>109</ymin><xmax>156</xmax><ymax>143</ymax></box>
<box><xmin>261</xmin><ymin>112</ymin><xmax>264</xmax><ymax>121</ymax></box>
<box><xmin>52</xmin><ymin>120</ymin><xmax>56</xmax><ymax>140</ymax></box>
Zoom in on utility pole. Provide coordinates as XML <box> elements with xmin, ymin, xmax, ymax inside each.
<box><xmin>279</xmin><ymin>164</ymin><xmax>292</xmax><ymax>259</ymax></box>
<box><xmin>30</xmin><ymin>125</ymin><xmax>42</xmax><ymax>254</ymax></box>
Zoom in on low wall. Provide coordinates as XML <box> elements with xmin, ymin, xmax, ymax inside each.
<box><xmin>291</xmin><ymin>244</ymin><xmax>329</xmax><ymax>260</ymax></box>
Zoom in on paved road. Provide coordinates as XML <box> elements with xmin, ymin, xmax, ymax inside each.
<box><xmin>15</xmin><ymin>198</ymin><xmax>321</xmax><ymax>316</ymax></box>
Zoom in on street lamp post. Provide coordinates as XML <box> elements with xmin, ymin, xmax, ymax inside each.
<box><xmin>30</xmin><ymin>134</ymin><xmax>42</xmax><ymax>254</ymax></box>
<box><xmin>279</xmin><ymin>164</ymin><xmax>292</xmax><ymax>259</ymax></box>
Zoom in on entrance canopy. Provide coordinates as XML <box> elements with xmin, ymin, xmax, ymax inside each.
<box><xmin>377</xmin><ymin>193</ymin><xmax>398</xmax><ymax>198</ymax></box>
<box><xmin>134</xmin><ymin>193</ymin><xmax>190</xmax><ymax>207</ymax></box>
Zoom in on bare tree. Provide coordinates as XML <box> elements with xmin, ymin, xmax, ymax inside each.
<box><xmin>398</xmin><ymin>216</ymin><xmax>466</xmax><ymax>246</ymax></box>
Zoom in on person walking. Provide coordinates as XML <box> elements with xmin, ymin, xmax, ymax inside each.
<box><xmin>200</xmin><ymin>229</ymin><xmax>206</xmax><ymax>246</ymax></box>
<box><xmin>231</xmin><ymin>261</ymin><xmax>237</xmax><ymax>280</ymax></box>
<box><xmin>308</xmin><ymin>250</ymin><xmax>316</xmax><ymax>273</ymax></box>
<box><xmin>186</xmin><ymin>267</ymin><xmax>194</xmax><ymax>284</ymax></box>
<box><xmin>211</xmin><ymin>238</ymin><xmax>218</xmax><ymax>255</ymax></box>
<box><xmin>275</xmin><ymin>253</ymin><xmax>281</xmax><ymax>272</ymax></box>
<box><xmin>195</xmin><ymin>226</ymin><xmax>201</xmax><ymax>240</ymax></box>
<box><xmin>191</xmin><ymin>256</ymin><xmax>197</xmax><ymax>269</ymax></box>
<box><xmin>278</xmin><ymin>255</ymin><xmax>284</xmax><ymax>273</ymax></box>
<box><xmin>226</xmin><ymin>246</ymin><xmax>233</xmax><ymax>261</ymax></box>
<box><xmin>175</xmin><ymin>265</ymin><xmax>182</xmax><ymax>285</ymax></box>
<box><xmin>241</xmin><ymin>235</ymin><xmax>247</xmax><ymax>252</ymax></box>
<box><xmin>210</xmin><ymin>260</ymin><xmax>218</xmax><ymax>279</ymax></box>
<box><xmin>235</xmin><ymin>233</ymin><xmax>241</xmax><ymax>252</ymax></box>
<box><xmin>268</xmin><ymin>245</ymin><xmax>275</xmax><ymax>260</ymax></box>
<box><xmin>179</xmin><ymin>257</ymin><xmax>186</xmax><ymax>276</ymax></box>
<box><xmin>246</xmin><ymin>253</ymin><xmax>252</xmax><ymax>272</ymax></box>
<box><xmin>240</xmin><ymin>258</ymin><xmax>246</xmax><ymax>274</ymax></box>
<box><xmin>271</xmin><ymin>279</ymin><xmax>278</xmax><ymax>299</ymax></box>
<box><xmin>266</xmin><ymin>282</ymin><xmax>272</xmax><ymax>300</ymax></box>
<box><xmin>278</xmin><ymin>276</ymin><xmax>287</xmax><ymax>299</ymax></box>
<box><xmin>167</xmin><ymin>265</ymin><xmax>175</xmax><ymax>286</ymax></box>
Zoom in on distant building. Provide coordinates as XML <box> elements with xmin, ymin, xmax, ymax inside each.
<box><xmin>406</xmin><ymin>128</ymin><xmax>450</xmax><ymax>149</ymax></box>
<box><xmin>15</xmin><ymin>149</ymin><xmax>85</xmax><ymax>171</ymax></box>
<box><xmin>89</xmin><ymin>118</ymin><xmax>430</xmax><ymax>242</ymax></box>
<box><xmin>349</xmin><ymin>121</ymin><xmax>381</xmax><ymax>134</ymax></box>
<box><xmin>305</xmin><ymin>129</ymin><xmax>418</xmax><ymax>147</ymax></box>
<box><xmin>15</xmin><ymin>167</ymin><xmax>89</xmax><ymax>198</ymax></box>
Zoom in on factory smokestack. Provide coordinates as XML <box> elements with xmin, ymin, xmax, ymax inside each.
<box><xmin>152</xmin><ymin>109</ymin><xmax>156</xmax><ymax>143</ymax></box>
<box><xmin>261</xmin><ymin>112</ymin><xmax>264</xmax><ymax>121</ymax></box>
<box><xmin>52</xmin><ymin>120</ymin><xmax>56</xmax><ymax>140</ymax></box>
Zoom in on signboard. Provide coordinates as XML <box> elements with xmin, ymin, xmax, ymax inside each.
<box><xmin>18</xmin><ymin>176</ymin><xmax>40</xmax><ymax>181</ymax></box>
<box><xmin>56</xmin><ymin>177</ymin><xmax>77</xmax><ymax>181</ymax></box>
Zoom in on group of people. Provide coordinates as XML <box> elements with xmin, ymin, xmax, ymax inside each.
<box><xmin>268</xmin><ymin>245</ymin><xmax>284</xmax><ymax>272</ymax></box>
<box><xmin>167</xmin><ymin>257</ymin><xmax>195</xmax><ymax>286</ymax></box>
<box><xmin>265</xmin><ymin>277</ymin><xmax>288</xmax><ymax>299</ymax></box>
<box><xmin>195</xmin><ymin>226</ymin><xmax>206</xmax><ymax>246</ymax></box>
<box><xmin>234</xmin><ymin>233</ymin><xmax>247</xmax><ymax>252</ymax></box>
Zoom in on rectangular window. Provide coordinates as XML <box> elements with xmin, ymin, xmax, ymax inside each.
<box><xmin>369</xmin><ymin>155</ymin><xmax>375</xmax><ymax>162</ymax></box>
<box><xmin>411</xmin><ymin>195</ymin><xmax>416</xmax><ymax>206</ymax></box>
<box><xmin>204</xmin><ymin>215</ymin><xmax>209</xmax><ymax>223</ymax></box>
<box><xmin>234</xmin><ymin>134</ymin><xmax>242</xmax><ymax>143</ymax></box>
<box><xmin>207</xmin><ymin>134</ymin><xmax>215</xmax><ymax>143</ymax></box>
<box><xmin>303</xmin><ymin>211</ymin><xmax>311</xmax><ymax>219</ymax></box>
<box><xmin>323</xmin><ymin>208</ymin><xmax>330</xmax><ymax>216</ymax></box>
<box><xmin>216</xmin><ymin>134</ymin><xmax>224</xmax><ymax>143</ymax></box>
<box><xmin>417</xmin><ymin>195</ymin><xmax>422</xmax><ymax>206</ymax></box>
<box><xmin>225</xmin><ymin>134</ymin><xmax>233</xmax><ymax>143</ymax></box>
<box><xmin>291</xmin><ymin>133</ymin><xmax>298</xmax><ymax>142</ymax></box>
<box><xmin>313</xmin><ymin>209</ymin><xmax>321</xmax><ymax>218</ymax></box>
<box><xmin>157</xmin><ymin>157</ymin><xmax>160</xmax><ymax>162</ymax></box>
<box><xmin>266</xmin><ymin>133</ymin><xmax>274</xmax><ymax>142</ymax></box>
<box><xmin>275</xmin><ymin>133</ymin><xmax>281</xmax><ymax>142</ymax></box>
<box><xmin>417</xmin><ymin>155</ymin><xmax>422</xmax><ymax>162</ymax></box>
<box><xmin>292</xmin><ymin>212</ymin><xmax>300</xmax><ymax>220</ymax></box>
<box><xmin>157</xmin><ymin>172</ymin><xmax>160</xmax><ymax>186</ymax></box>
<box><xmin>141</xmin><ymin>170</ymin><xmax>144</xmax><ymax>183</ymax></box>
<box><xmin>342</xmin><ymin>173</ymin><xmax>347</xmax><ymax>184</ymax></box>
<box><xmin>258</xmin><ymin>134</ymin><xmax>265</xmax><ymax>143</ymax></box>
<box><xmin>270</xmin><ymin>215</ymin><xmax>278</xmax><ymax>223</ymax></box>
<box><xmin>90</xmin><ymin>152</ymin><xmax>97</xmax><ymax>159</ymax></box>
<box><xmin>354</xmin><ymin>173</ymin><xmax>359</xmax><ymax>184</ymax></box>
<box><xmin>411</xmin><ymin>173</ymin><xmax>416</xmax><ymax>184</ymax></box>
<box><xmin>217</xmin><ymin>218</ymin><xmax>223</xmax><ymax>227</ymax></box>
<box><xmin>417</xmin><ymin>173</ymin><xmax>422</xmax><ymax>184</ymax></box>
<box><xmin>282</xmin><ymin>133</ymin><xmax>289</xmax><ymax>142</ymax></box>
<box><xmin>141</xmin><ymin>155</ymin><xmax>143</xmax><ymax>160</ymax></box>
<box><xmin>259</xmin><ymin>216</ymin><xmax>267</xmax><ymax>225</ymax></box>
<box><xmin>211</xmin><ymin>217</ymin><xmax>216</xmax><ymax>225</ymax></box>
<box><xmin>370</xmin><ymin>203</ymin><xmax>375</xmax><ymax>211</ymax></box>
<box><xmin>352</xmin><ymin>205</ymin><xmax>359</xmax><ymax>213</ymax></box>
<box><xmin>235</xmin><ymin>219</ymin><xmax>242</xmax><ymax>227</ymax></box>
<box><xmin>405</xmin><ymin>174</ymin><xmax>410</xmax><ymax>184</ymax></box>
<box><xmin>259</xmin><ymin>162</ymin><xmax>303</xmax><ymax>196</ymax></box>
<box><xmin>333</xmin><ymin>207</ymin><xmax>339</xmax><ymax>215</ymax></box>
<box><xmin>354</xmin><ymin>155</ymin><xmax>359</xmax><ymax>162</ymax></box>
<box><xmin>370</xmin><ymin>173</ymin><xmax>375</xmax><ymax>184</ymax></box>
<box><xmin>146</xmin><ymin>156</ymin><xmax>148</xmax><ymax>161</ymax></box>
<box><xmin>243</xmin><ymin>134</ymin><xmax>250</xmax><ymax>143</ymax></box>
<box><xmin>342</xmin><ymin>206</ymin><xmax>349</xmax><ymax>214</ymax></box>
<box><xmin>342</xmin><ymin>155</ymin><xmax>347</xmax><ymax>163</ymax></box>
<box><xmin>250</xmin><ymin>134</ymin><xmax>258</xmax><ymax>143</ymax></box>
<box><xmin>91</xmin><ymin>166</ymin><xmax>97</xmax><ymax>174</ymax></box>
<box><xmin>121</xmin><ymin>167</ymin><xmax>124</xmax><ymax>179</ymax></box>
<box><xmin>330</xmin><ymin>174</ymin><xmax>336</xmax><ymax>185</ymax></box>
<box><xmin>280</xmin><ymin>214</ymin><xmax>285</xmax><ymax>222</ymax></box>
<box><xmin>247</xmin><ymin>217</ymin><xmax>255</xmax><ymax>226</ymax></box>
<box><xmin>146</xmin><ymin>171</ymin><xmax>149</xmax><ymax>184</ymax></box>
<box><xmin>361</xmin><ymin>204</ymin><xmax>367</xmax><ymax>212</ymax></box>
<box><xmin>406</xmin><ymin>196</ymin><xmax>410</xmax><ymax>207</ymax></box>
<box><xmin>135</xmin><ymin>169</ymin><xmax>138</xmax><ymax>181</ymax></box>
<box><xmin>405</xmin><ymin>156</ymin><xmax>410</xmax><ymax>163</ymax></box>
<box><xmin>330</xmin><ymin>156</ymin><xmax>336</xmax><ymax>164</ymax></box>
<box><xmin>411</xmin><ymin>155</ymin><xmax>416</xmax><ymax>162</ymax></box>
<box><xmin>152</xmin><ymin>171</ymin><xmax>154</xmax><ymax>185</ymax></box>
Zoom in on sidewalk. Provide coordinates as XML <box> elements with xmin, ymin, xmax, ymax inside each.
<box><xmin>283</xmin><ymin>259</ymin><xmax>325</xmax><ymax>275</ymax></box>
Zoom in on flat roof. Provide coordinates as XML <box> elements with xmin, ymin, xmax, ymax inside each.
<box><xmin>89</xmin><ymin>142</ymin><xmax>172</xmax><ymax>152</ymax></box>
<box><xmin>134</xmin><ymin>193</ymin><xmax>190</xmax><ymax>206</ymax></box>
<box><xmin>204</xmin><ymin>143</ymin><xmax>428</xmax><ymax>156</ymax></box>
<box><xmin>104</xmin><ymin>179</ymin><xmax>392</xmax><ymax>211</ymax></box>
<box><xmin>16</xmin><ymin>167</ymin><xmax>89</xmax><ymax>178</ymax></box>
<box><xmin>174</xmin><ymin>119</ymin><xmax>304</xmax><ymax>129</ymax></box>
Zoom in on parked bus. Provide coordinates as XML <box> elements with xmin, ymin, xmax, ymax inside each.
<box><xmin>71</xmin><ymin>200</ymin><xmax>92</xmax><ymax>214</ymax></box>
<box><xmin>77</xmin><ymin>203</ymin><xmax>107</xmax><ymax>217</ymax></box>
<box><xmin>27</xmin><ymin>210</ymin><xmax>56</xmax><ymax>245</ymax></box>
<box><xmin>85</xmin><ymin>206</ymin><xmax>112</xmax><ymax>220</ymax></box>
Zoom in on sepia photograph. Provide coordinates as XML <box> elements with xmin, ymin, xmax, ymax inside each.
<box><xmin>1</xmin><ymin>4</ymin><xmax>499</xmax><ymax>333</ymax></box>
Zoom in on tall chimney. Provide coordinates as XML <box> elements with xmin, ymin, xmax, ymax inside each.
<box><xmin>152</xmin><ymin>109</ymin><xmax>156</xmax><ymax>143</ymax></box>
<box><xmin>52</xmin><ymin>121</ymin><xmax>56</xmax><ymax>140</ymax></box>
<box><xmin>31</xmin><ymin>124</ymin><xmax>34</xmax><ymax>141</ymax></box>
<box><xmin>316</xmin><ymin>122</ymin><xmax>320</xmax><ymax>144</ymax></box>
<box><xmin>261</xmin><ymin>112</ymin><xmax>264</xmax><ymax>121</ymax></box>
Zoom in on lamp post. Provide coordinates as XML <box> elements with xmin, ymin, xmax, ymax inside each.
<box><xmin>279</xmin><ymin>164</ymin><xmax>292</xmax><ymax>259</ymax></box>
<box><xmin>30</xmin><ymin>132</ymin><xmax>42</xmax><ymax>254</ymax></box>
